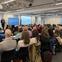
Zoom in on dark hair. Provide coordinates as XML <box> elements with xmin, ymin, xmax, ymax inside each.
<box><xmin>28</xmin><ymin>28</ymin><xmax>32</xmax><ymax>31</ymax></box>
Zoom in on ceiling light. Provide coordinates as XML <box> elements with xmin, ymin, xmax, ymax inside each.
<box><xmin>1</xmin><ymin>0</ymin><xmax>15</xmax><ymax>4</ymax></box>
<box><xmin>56</xmin><ymin>2</ymin><xmax>62</xmax><ymax>5</ymax></box>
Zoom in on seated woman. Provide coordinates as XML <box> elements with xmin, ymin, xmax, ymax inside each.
<box><xmin>0</xmin><ymin>29</ymin><xmax>17</xmax><ymax>62</ymax></box>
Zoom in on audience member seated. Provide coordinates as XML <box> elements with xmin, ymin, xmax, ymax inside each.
<box><xmin>13</xmin><ymin>26</ymin><xmax>22</xmax><ymax>40</ymax></box>
<box><xmin>0</xmin><ymin>29</ymin><xmax>17</xmax><ymax>62</ymax></box>
<box><xmin>14</xmin><ymin>26</ymin><xmax>18</xmax><ymax>35</ymax></box>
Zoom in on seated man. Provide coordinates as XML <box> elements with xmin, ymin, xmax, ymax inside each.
<box><xmin>0</xmin><ymin>29</ymin><xmax>17</xmax><ymax>62</ymax></box>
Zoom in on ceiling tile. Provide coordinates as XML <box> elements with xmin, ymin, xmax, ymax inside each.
<box><xmin>32</xmin><ymin>0</ymin><xmax>54</xmax><ymax>6</ymax></box>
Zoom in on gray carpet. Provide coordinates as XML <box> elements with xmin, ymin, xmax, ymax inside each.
<box><xmin>52</xmin><ymin>52</ymin><xmax>62</xmax><ymax>62</ymax></box>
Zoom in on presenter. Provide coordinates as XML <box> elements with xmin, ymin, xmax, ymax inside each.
<box><xmin>1</xmin><ymin>19</ymin><xmax>5</xmax><ymax>30</ymax></box>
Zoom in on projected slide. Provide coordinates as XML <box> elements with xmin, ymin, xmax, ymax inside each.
<box><xmin>8</xmin><ymin>18</ymin><xmax>19</xmax><ymax>25</ymax></box>
<box><xmin>21</xmin><ymin>16</ymin><xmax>31</xmax><ymax>25</ymax></box>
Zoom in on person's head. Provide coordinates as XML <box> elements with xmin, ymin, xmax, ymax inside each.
<box><xmin>5</xmin><ymin>29</ymin><xmax>12</xmax><ymax>38</ymax></box>
<box><xmin>18</xmin><ymin>26</ymin><xmax>22</xmax><ymax>32</ymax></box>
<box><xmin>41</xmin><ymin>25</ymin><xmax>49</xmax><ymax>38</ymax></box>
<box><xmin>23</xmin><ymin>26</ymin><xmax>28</xmax><ymax>31</ymax></box>
<box><xmin>32</xmin><ymin>26</ymin><xmax>37</xmax><ymax>31</ymax></box>
<box><xmin>6</xmin><ymin>25</ymin><xmax>11</xmax><ymax>30</ymax></box>
<box><xmin>1</xmin><ymin>19</ymin><xmax>5</xmax><ymax>22</ymax></box>
<box><xmin>22</xmin><ymin>26</ymin><xmax>30</xmax><ymax>44</ymax></box>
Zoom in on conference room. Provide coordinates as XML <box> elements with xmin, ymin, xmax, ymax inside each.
<box><xmin>0</xmin><ymin>0</ymin><xmax>62</xmax><ymax>62</ymax></box>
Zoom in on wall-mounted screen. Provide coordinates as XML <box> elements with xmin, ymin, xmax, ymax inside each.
<box><xmin>8</xmin><ymin>17</ymin><xmax>19</xmax><ymax>25</ymax></box>
<box><xmin>21</xmin><ymin>16</ymin><xmax>31</xmax><ymax>25</ymax></box>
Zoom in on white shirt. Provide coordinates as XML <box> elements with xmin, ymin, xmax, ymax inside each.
<box><xmin>13</xmin><ymin>33</ymin><xmax>22</xmax><ymax>39</ymax></box>
<box><xmin>0</xmin><ymin>37</ymin><xmax>17</xmax><ymax>51</ymax></box>
<box><xmin>18</xmin><ymin>38</ymin><xmax>37</xmax><ymax>49</ymax></box>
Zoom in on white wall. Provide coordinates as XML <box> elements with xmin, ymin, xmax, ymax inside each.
<box><xmin>3</xmin><ymin>13</ymin><xmax>62</xmax><ymax>25</ymax></box>
<box><xmin>31</xmin><ymin>16</ymin><xmax>36</xmax><ymax>24</ymax></box>
<box><xmin>44</xmin><ymin>15</ymin><xmax>61</xmax><ymax>25</ymax></box>
<box><xmin>3</xmin><ymin>14</ymin><xmax>15</xmax><ymax>25</ymax></box>
<box><xmin>36</xmin><ymin>17</ymin><xmax>41</xmax><ymax>24</ymax></box>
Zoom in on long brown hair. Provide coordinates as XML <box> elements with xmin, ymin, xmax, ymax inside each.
<box><xmin>41</xmin><ymin>26</ymin><xmax>49</xmax><ymax>38</ymax></box>
<box><xmin>22</xmin><ymin>26</ymin><xmax>30</xmax><ymax>44</ymax></box>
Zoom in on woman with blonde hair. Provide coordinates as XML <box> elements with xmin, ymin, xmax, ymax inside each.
<box><xmin>0</xmin><ymin>29</ymin><xmax>17</xmax><ymax>62</ymax></box>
